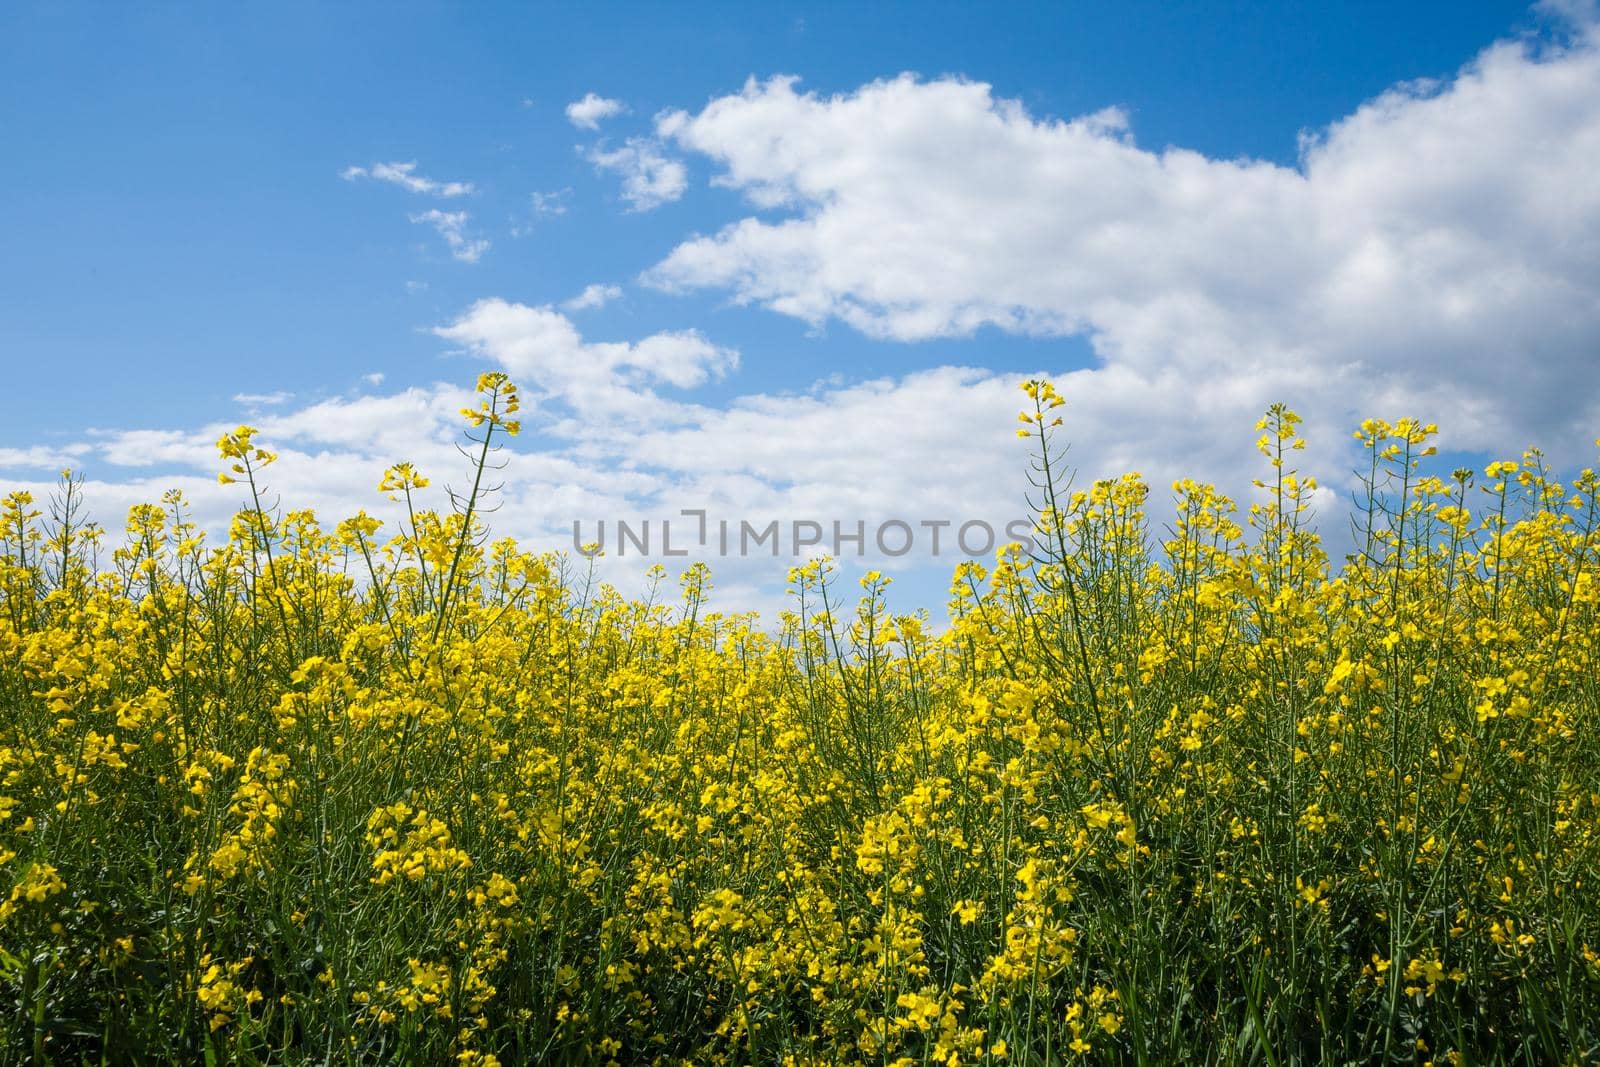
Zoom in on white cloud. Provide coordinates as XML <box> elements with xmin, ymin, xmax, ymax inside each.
<box><xmin>530</xmin><ymin>188</ymin><xmax>571</xmax><ymax>217</ymax></box>
<box><xmin>647</xmin><ymin>22</ymin><xmax>1600</xmax><ymax>464</ymax></box>
<box><xmin>342</xmin><ymin>160</ymin><xmax>475</xmax><ymax>198</ymax></box>
<box><xmin>409</xmin><ymin>209</ymin><xmax>491</xmax><ymax>263</ymax></box>
<box><xmin>91</xmin><ymin>427</ymin><xmax>220</xmax><ymax>470</ymax></box>
<box><xmin>565</xmin><ymin>93</ymin><xmax>627</xmax><ymax>130</ymax></box>
<box><xmin>364</xmin><ymin>372</ymin><xmax>386</xmax><ymax>386</ymax></box>
<box><xmin>586</xmin><ymin>138</ymin><xmax>688</xmax><ymax>211</ymax></box>
<box><xmin>434</xmin><ymin>299</ymin><xmax>736</xmax><ymax>408</ymax></box>
<box><xmin>0</xmin><ymin>444</ymin><xmax>90</xmax><ymax>470</ymax></box>
<box><xmin>347</xmin><ymin>162</ymin><xmax>486</xmax><ymax>261</ymax></box>
<box><xmin>233</xmin><ymin>391</ymin><xmax>293</xmax><ymax>407</ymax></box>
<box><xmin>563</xmin><ymin>283</ymin><xmax>623</xmax><ymax>312</ymax></box>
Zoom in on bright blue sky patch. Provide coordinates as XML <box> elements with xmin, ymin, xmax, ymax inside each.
<box><xmin>2</xmin><ymin>2</ymin><xmax>1597</xmax><ymax>614</ymax></box>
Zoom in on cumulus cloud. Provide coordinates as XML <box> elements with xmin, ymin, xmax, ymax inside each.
<box><xmin>342</xmin><ymin>161</ymin><xmax>475</xmax><ymax>198</ymax></box>
<box><xmin>586</xmin><ymin>139</ymin><xmax>688</xmax><ymax>211</ymax></box>
<box><xmin>409</xmin><ymin>209</ymin><xmax>490</xmax><ymax>263</ymax></box>
<box><xmin>565</xmin><ymin>93</ymin><xmax>627</xmax><ymax>130</ymax></box>
<box><xmin>434</xmin><ymin>299</ymin><xmax>736</xmax><ymax>411</ymax></box>
<box><xmin>646</xmin><ymin>23</ymin><xmax>1600</xmax><ymax>464</ymax></box>
<box><xmin>563</xmin><ymin>283</ymin><xmax>623</xmax><ymax>312</ymax></box>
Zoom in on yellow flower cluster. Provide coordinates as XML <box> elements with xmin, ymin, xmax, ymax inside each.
<box><xmin>367</xmin><ymin>803</ymin><xmax>474</xmax><ymax>885</ymax></box>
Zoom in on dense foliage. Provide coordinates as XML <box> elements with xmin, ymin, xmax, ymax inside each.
<box><xmin>2</xmin><ymin>374</ymin><xmax>1598</xmax><ymax>1064</ymax></box>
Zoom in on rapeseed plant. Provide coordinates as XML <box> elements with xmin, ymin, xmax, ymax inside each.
<box><xmin>1</xmin><ymin>371</ymin><xmax>1598</xmax><ymax>1063</ymax></box>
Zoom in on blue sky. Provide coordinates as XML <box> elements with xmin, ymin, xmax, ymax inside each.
<box><xmin>3</xmin><ymin>2</ymin><xmax>1598</xmax><ymax>614</ymax></box>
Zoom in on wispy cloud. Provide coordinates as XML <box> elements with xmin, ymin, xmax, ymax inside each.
<box><xmin>513</xmin><ymin>188</ymin><xmax>573</xmax><ymax>237</ymax></box>
<box><xmin>563</xmin><ymin>283</ymin><xmax>623</xmax><ymax>312</ymax></box>
<box><xmin>409</xmin><ymin>209</ymin><xmax>490</xmax><ymax>263</ymax></box>
<box><xmin>565</xmin><ymin>93</ymin><xmax>626</xmax><ymax>130</ymax></box>
<box><xmin>585</xmin><ymin>138</ymin><xmax>687</xmax><ymax>211</ymax></box>
<box><xmin>0</xmin><ymin>444</ymin><xmax>90</xmax><ymax>469</ymax></box>
<box><xmin>529</xmin><ymin>188</ymin><xmax>571</xmax><ymax>218</ymax></box>
<box><xmin>233</xmin><ymin>391</ymin><xmax>294</xmax><ymax>407</ymax></box>
<box><xmin>342</xmin><ymin>160</ymin><xmax>475</xmax><ymax>198</ymax></box>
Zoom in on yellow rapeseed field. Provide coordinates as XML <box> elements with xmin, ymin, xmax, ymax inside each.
<box><xmin>2</xmin><ymin>373</ymin><xmax>1598</xmax><ymax>1064</ymax></box>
